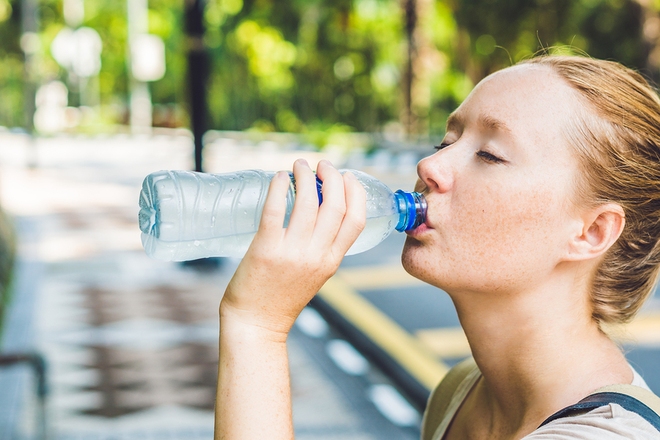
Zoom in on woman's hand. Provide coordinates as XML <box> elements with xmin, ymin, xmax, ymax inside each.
<box><xmin>215</xmin><ymin>159</ymin><xmax>366</xmax><ymax>440</ymax></box>
<box><xmin>220</xmin><ymin>159</ymin><xmax>366</xmax><ymax>337</ymax></box>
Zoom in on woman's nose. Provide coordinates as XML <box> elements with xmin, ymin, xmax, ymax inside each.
<box><xmin>416</xmin><ymin>152</ymin><xmax>454</xmax><ymax>193</ymax></box>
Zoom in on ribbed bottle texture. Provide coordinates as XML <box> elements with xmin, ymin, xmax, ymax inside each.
<box><xmin>139</xmin><ymin>169</ymin><xmax>425</xmax><ymax>261</ymax></box>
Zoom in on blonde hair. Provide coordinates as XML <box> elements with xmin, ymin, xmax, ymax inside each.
<box><xmin>520</xmin><ymin>55</ymin><xmax>660</xmax><ymax>325</ymax></box>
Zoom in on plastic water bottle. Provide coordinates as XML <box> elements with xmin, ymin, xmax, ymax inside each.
<box><xmin>138</xmin><ymin>169</ymin><xmax>426</xmax><ymax>261</ymax></box>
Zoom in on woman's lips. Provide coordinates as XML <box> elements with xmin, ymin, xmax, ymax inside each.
<box><xmin>405</xmin><ymin>221</ymin><xmax>432</xmax><ymax>237</ymax></box>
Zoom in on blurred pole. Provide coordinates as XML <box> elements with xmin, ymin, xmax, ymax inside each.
<box><xmin>183</xmin><ymin>0</ymin><xmax>221</xmax><ymax>270</ymax></box>
<box><xmin>402</xmin><ymin>0</ymin><xmax>416</xmax><ymax>140</ymax></box>
<box><xmin>185</xmin><ymin>0</ymin><xmax>209</xmax><ymax>173</ymax></box>
<box><xmin>21</xmin><ymin>0</ymin><xmax>39</xmax><ymax>168</ymax></box>
<box><xmin>127</xmin><ymin>0</ymin><xmax>153</xmax><ymax>132</ymax></box>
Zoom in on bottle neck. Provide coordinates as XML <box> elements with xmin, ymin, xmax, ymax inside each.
<box><xmin>394</xmin><ymin>190</ymin><xmax>427</xmax><ymax>232</ymax></box>
<box><xmin>288</xmin><ymin>171</ymin><xmax>324</xmax><ymax>204</ymax></box>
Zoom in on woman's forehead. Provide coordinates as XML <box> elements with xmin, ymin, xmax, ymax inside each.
<box><xmin>448</xmin><ymin>65</ymin><xmax>584</xmax><ymax>170</ymax></box>
<box><xmin>454</xmin><ymin>65</ymin><xmax>581</xmax><ymax>137</ymax></box>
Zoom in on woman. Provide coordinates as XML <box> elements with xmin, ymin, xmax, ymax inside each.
<box><xmin>214</xmin><ymin>55</ymin><xmax>660</xmax><ymax>439</ymax></box>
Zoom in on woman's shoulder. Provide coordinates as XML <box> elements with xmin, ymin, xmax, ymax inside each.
<box><xmin>524</xmin><ymin>403</ymin><xmax>659</xmax><ymax>439</ymax></box>
<box><xmin>525</xmin><ymin>365</ymin><xmax>660</xmax><ymax>439</ymax></box>
<box><xmin>423</xmin><ymin>359</ymin><xmax>660</xmax><ymax>440</ymax></box>
<box><xmin>421</xmin><ymin>358</ymin><xmax>481</xmax><ymax>440</ymax></box>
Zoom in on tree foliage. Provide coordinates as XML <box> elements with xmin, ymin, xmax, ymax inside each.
<box><xmin>0</xmin><ymin>0</ymin><xmax>657</xmax><ymax>141</ymax></box>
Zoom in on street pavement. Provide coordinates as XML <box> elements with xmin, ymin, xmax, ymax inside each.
<box><xmin>0</xmin><ymin>130</ymin><xmax>658</xmax><ymax>440</ymax></box>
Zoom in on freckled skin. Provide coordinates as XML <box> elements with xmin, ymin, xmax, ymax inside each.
<box><xmin>402</xmin><ymin>65</ymin><xmax>582</xmax><ymax>296</ymax></box>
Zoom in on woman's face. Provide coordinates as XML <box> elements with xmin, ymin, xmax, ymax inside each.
<box><xmin>402</xmin><ymin>64</ymin><xmax>586</xmax><ymax>295</ymax></box>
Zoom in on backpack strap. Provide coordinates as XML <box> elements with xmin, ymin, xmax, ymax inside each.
<box><xmin>421</xmin><ymin>357</ymin><xmax>478</xmax><ymax>440</ymax></box>
<box><xmin>539</xmin><ymin>384</ymin><xmax>660</xmax><ymax>432</ymax></box>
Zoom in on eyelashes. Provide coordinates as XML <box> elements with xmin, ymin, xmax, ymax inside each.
<box><xmin>476</xmin><ymin>150</ymin><xmax>504</xmax><ymax>164</ymax></box>
<box><xmin>432</xmin><ymin>143</ymin><xmax>505</xmax><ymax>164</ymax></box>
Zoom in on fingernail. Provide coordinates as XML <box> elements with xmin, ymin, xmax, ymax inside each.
<box><xmin>297</xmin><ymin>158</ymin><xmax>310</xmax><ymax>167</ymax></box>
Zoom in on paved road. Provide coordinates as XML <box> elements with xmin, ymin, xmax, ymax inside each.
<box><xmin>0</xmin><ymin>131</ymin><xmax>658</xmax><ymax>440</ymax></box>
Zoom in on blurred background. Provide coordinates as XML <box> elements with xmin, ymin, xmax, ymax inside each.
<box><xmin>0</xmin><ymin>1</ymin><xmax>659</xmax><ymax>439</ymax></box>
<box><xmin>0</xmin><ymin>0</ymin><xmax>659</xmax><ymax>141</ymax></box>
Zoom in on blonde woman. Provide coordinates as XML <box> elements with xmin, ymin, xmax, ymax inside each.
<box><xmin>215</xmin><ymin>55</ymin><xmax>660</xmax><ymax>439</ymax></box>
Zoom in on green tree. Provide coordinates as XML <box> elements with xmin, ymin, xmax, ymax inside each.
<box><xmin>0</xmin><ymin>0</ymin><xmax>657</xmax><ymax>141</ymax></box>
<box><xmin>0</xmin><ymin>0</ymin><xmax>25</xmax><ymax>127</ymax></box>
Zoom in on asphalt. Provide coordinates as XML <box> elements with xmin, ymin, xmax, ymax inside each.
<box><xmin>0</xmin><ymin>129</ymin><xmax>658</xmax><ymax>440</ymax></box>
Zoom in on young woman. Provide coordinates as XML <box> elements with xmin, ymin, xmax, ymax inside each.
<box><xmin>214</xmin><ymin>55</ymin><xmax>660</xmax><ymax>439</ymax></box>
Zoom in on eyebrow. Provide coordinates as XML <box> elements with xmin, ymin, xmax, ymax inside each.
<box><xmin>479</xmin><ymin>114</ymin><xmax>512</xmax><ymax>134</ymax></box>
<box><xmin>445</xmin><ymin>112</ymin><xmax>512</xmax><ymax>134</ymax></box>
<box><xmin>445</xmin><ymin>112</ymin><xmax>463</xmax><ymax>132</ymax></box>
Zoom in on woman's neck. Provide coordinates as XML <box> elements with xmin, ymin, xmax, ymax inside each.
<box><xmin>449</xmin><ymin>270</ymin><xmax>632</xmax><ymax>437</ymax></box>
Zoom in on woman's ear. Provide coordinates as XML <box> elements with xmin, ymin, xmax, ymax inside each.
<box><xmin>566</xmin><ymin>203</ymin><xmax>625</xmax><ymax>261</ymax></box>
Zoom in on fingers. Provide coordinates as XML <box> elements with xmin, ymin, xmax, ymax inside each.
<box><xmin>261</xmin><ymin>159</ymin><xmax>366</xmax><ymax>259</ymax></box>
<box><xmin>312</xmin><ymin>162</ymin><xmax>366</xmax><ymax>257</ymax></box>
<box><xmin>257</xmin><ymin>171</ymin><xmax>291</xmax><ymax>236</ymax></box>
<box><xmin>312</xmin><ymin>161</ymin><xmax>347</xmax><ymax>246</ymax></box>
<box><xmin>331</xmin><ymin>172</ymin><xmax>366</xmax><ymax>255</ymax></box>
<box><xmin>286</xmin><ymin>159</ymin><xmax>320</xmax><ymax>237</ymax></box>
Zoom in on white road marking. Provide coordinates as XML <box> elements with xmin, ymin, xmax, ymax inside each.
<box><xmin>326</xmin><ymin>339</ymin><xmax>369</xmax><ymax>376</ymax></box>
<box><xmin>368</xmin><ymin>384</ymin><xmax>420</xmax><ymax>427</ymax></box>
<box><xmin>295</xmin><ymin>307</ymin><xmax>329</xmax><ymax>338</ymax></box>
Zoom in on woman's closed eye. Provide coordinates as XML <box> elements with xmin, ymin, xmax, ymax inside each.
<box><xmin>476</xmin><ymin>150</ymin><xmax>505</xmax><ymax>164</ymax></box>
<box><xmin>434</xmin><ymin>143</ymin><xmax>451</xmax><ymax>151</ymax></box>
<box><xmin>434</xmin><ymin>143</ymin><xmax>505</xmax><ymax>165</ymax></box>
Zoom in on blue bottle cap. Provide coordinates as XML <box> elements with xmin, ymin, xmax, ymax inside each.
<box><xmin>394</xmin><ymin>190</ymin><xmax>427</xmax><ymax>232</ymax></box>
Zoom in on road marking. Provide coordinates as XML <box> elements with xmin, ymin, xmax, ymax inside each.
<box><xmin>295</xmin><ymin>307</ymin><xmax>329</xmax><ymax>338</ymax></box>
<box><xmin>318</xmin><ymin>276</ymin><xmax>449</xmax><ymax>391</ymax></box>
<box><xmin>416</xmin><ymin>311</ymin><xmax>660</xmax><ymax>360</ymax></box>
<box><xmin>326</xmin><ymin>339</ymin><xmax>370</xmax><ymax>376</ymax></box>
<box><xmin>337</xmin><ymin>264</ymin><xmax>424</xmax><ymax>290</ymax></box>
<box><xmin>416</xmin><ymin>327</ymin><xmax>471</xmax><ymax>359</ymax></box>
<box><xmin>368</xmin><ymin>384</ymin><xmax>420</xmax><ymax>427</ymax></box>
<box><xmin>606</xmin><ymin>311</ymin><xmax>660</xmax><ymax>347</ymax></box>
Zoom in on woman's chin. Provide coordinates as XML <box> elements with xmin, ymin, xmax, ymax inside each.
<box><xmin>401</xmin><ymin>239</ymin><xmax>428</xmax><ymax>278</ymax></box>
<box><xmin>401</xmin><ymin>237</ymin><xmax>449</xmax><ymax>288</ymax></box>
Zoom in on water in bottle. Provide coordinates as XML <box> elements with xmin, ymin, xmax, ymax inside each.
<box><xmin>139</xmin><ymin>169</ymin><xmax>426</xmax><ymax>261</ymax></box>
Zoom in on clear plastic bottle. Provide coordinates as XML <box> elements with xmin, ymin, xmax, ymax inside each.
<box><xmin>139</xmin><ymin>169</ymin><xmax>426</xmax><ymax>261</ymax></box>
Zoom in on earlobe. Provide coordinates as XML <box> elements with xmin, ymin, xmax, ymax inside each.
<box><xmin>566</xmin><ymin>204</ymin><xmax>625</xmax><ymax>261</ymax></box>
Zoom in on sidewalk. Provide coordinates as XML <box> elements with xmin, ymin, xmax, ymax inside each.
<box><xmin>0</xmin><ymin>131</ymin><xmax>421</xmax><ymax>440</ymax></box>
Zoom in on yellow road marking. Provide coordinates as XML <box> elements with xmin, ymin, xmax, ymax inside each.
<box><xmin>606</xmin><ymin>311</ymin><xmax>660</xmax><ymax>347</ymax></box>
<box><xmin>416</xmin><ymin>327</ymin><xmax>471</xmax><ymax>359</ymax></box>
<box><xmin>330</xmin><ymin>264</ymin><xmax>660</xmax><ymax>392</ymax></box>
<box><xmin>337</xmin><ymin>264</ymin><xmax>424</xmax><ymax>290</ymax></box>
<box><xmin>319</xmin><ymin>276</ymin><xmax>449</xmax><ymax>391</ymax></box>
<box><xmin>416</xmin><ymin>311</ymin><xmax>660</xmax><ymax>361</ymax></box>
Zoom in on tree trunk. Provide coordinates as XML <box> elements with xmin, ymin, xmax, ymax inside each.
<box><xmin>633</xmin><ymin>0</ymin><xmax>660</xmax><ymax>82</ymax></box>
